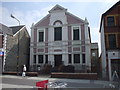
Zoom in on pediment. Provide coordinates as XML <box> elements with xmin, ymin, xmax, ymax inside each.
<box><xmin>49</xmin><ymin>4</ymin><xmax>67</xmax><ymax>13</ymax></box>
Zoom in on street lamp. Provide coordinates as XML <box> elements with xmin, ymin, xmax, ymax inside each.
<box><xmin>11</xmin><ymin>14</ymin><xmax>20</xmax><ymax>75</ymax></box>
<box><xmin>11</xmin><ymin>14</ymin><xmax>20</xmax><ymax>26</ymax></box>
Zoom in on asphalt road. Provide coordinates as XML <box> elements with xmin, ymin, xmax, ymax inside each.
<box><xmin>1</xmin><ymin>75</ymin><xmax>120</xmax><ymax>89</ymax></box>
<box><xmin>2</xmin><ymin>77</ymin><xmax>104</xmax><ymax>88</ymax></box>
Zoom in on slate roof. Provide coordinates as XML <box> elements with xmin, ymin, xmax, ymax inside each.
<box><xmin>0</xmin><ymin>23</ymin><xmax>13</xmax><ymax>35</ymax></box>
<box><xmin>9</xmin><ymin>25</ymin><xmax>25</xmax><ymax>35</ymax></box>
<box><xmin>99</xmin><ymin>1</ymin><xmax>120</xmax><ymax>32</ymax></box>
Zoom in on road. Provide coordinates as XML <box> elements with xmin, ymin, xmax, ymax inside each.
<box><xmin>1</xmin><ymin>75</ymin><xmax>120</xmax><ymax>89</ymax></box>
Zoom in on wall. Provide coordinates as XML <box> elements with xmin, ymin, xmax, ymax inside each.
<box><xmin>30</xmin><ymin>6</ymin><xmax>91</xmax><ymax>72</ymax></box>
<box><xmin>100</xmin><ymin>19</ymin><xmax>107</xmax><ymax>78</ymax></box>
<box><xmin>4</xmin><ymin>27</ymin><xmax>30</xmax><ymax>72</ymax></box>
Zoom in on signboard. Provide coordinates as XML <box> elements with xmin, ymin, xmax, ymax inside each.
<box><xmin>0</xmin><ymin>52</ymin><xmax>4</xmax><ymax>56</ymax></box>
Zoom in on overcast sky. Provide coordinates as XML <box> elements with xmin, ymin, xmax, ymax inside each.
<box><xmin>0</xmin><ymin>0</ymin><xmax>119</xmax><ymax>54</ymax></box>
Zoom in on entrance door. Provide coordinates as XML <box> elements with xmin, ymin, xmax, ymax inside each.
<box><xmin>111</xmin><ymin>59</ymin><xmax>120</xmax><ymax>79</ymax></box>
<box><xmin>54</xmin><ymin>55</ymin><xmax>62</xmax><ymax>67</ymax></box>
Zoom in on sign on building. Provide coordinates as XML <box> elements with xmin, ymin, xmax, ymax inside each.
<box><xmin>0</xmin><ymin>52</ymin><xmax>4</xmax><ymax>56</ymax></box>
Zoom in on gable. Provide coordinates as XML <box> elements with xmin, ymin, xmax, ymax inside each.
<box><xmin>34</xmin><ymin>4</ymin><xmax>85</xmax><ymax>27</ymax></box>
<box><xmin>104</xmin><ymin>1</ymin><xmax>120</xmax><ymax>16</ymax></box>
<box><xmin>49</xmin><ymin>4</ymin><xmax>67</xmax><ymax>13</ymax></box>
<box><xmin>10</xmin><ymin>25</ymin><xmax>24</xmax><ymax>35</ymax></box>
<box><xmin>34</xmin><ymin>14</ymin><xmax>50</xmax><ymax>27</ymax></box>
<box><xmin>53</xmin><ymin>6</ymin><xmax>63</xmax><ymax>11</ymax></box>
<box><xmin>65</xmin><ymin>12</ymin><xmax>84</xmax><ymax>24</ymax></box>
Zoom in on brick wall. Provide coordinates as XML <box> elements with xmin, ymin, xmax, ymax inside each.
<box><xmin>51</xmin><ymin>73</ymin><xmax>98</xmax><ymax>80</ymax></box>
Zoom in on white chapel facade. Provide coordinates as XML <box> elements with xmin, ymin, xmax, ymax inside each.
<box><xmin>30</xmin><ymin>5</ymin><xmax>91</xmax><ymax>71</ymax></box>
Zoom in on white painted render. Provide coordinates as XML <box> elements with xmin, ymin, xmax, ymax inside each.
<box><xmin>71</xmin><ymin>25</ymin><xmax>81</xmax><ymax>41</ymax></box>
<box><xmin>49</xmin><ymin>11</ymin><xmax>67</xmax><ymax>26</ymax></box>
<box><xmin>84</xmin><ymin>19</ymin><xmax>91</xmax><ymax>70</ymax></box>
<box><xmin>30</xmin><ymin>5</ymin><xmax>91</xmax><ymax>71</ymax></box>
<box><xmin>100</xmin><ymin>19</ymin><xmax>107</xmax><ymax>78</ymax></box>
<box><xmin>30</xmin><ymin>27</ymin><xmax>34</xmax><ymax>66</ymax></box>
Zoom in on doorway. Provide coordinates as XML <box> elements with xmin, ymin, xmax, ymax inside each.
<box><xmin>54</xmin><ymin>55</ymin><xmax>62</xmax><ymax>67</ymax></box>
<box><xmin>111</xmin><ymin>59</ymin><xmax>120</xmax><ymax>79</ymax></box>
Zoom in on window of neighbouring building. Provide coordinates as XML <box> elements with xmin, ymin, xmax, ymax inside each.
<box><xmin>45</xmin><ymin>55</ymin><xmax>48</xmax><ymax>64</ymax></box>
<box><xmin>39</xmin><ymin>32</ymin><xmax>44</xmax><ymax>42</ymax></box>
<box><xmin>38</xmin><ymin>55</ymin><xmax>43</xmax><ymax>63</ymax></box>
<box><xmin>68</xmin><ymin>54</ymin><xmax>72</xmax><ymax>64</ymax></box>
<box><xmin>54</xmin><ymin>27</ymin><xmax>62</xmax><ymax>41</ymax></box>
<box><xmin>108</xmin><ymin>34</ymin><xmax>116</xmax><ymax>49</ymax></box>
<box><xmin>74</xmin><ymin>54</ymin><xmax>80</xmax><ymax>63</ymax></box>
<box><xmin>92</xmin><ymin>52</ymin><xmax>96</xmax><ymax>57</ymax></box>
<box><xmin>107</xmin><ymin>16</ymin><xmax>115</xmax><ymax>26</ymax></box>
<box><xmin>33</xmin><ymin>55</ymin><xmax>36</xmax><ymax>64</ymax></box>
<box><xmin>82</xmin><ymin>54</ymin><xmax>86</xmax><ymax>63</ymax></box>
<box><xmin>73</xmin><ymin>27</ymin><xmax>79</xmax><ymax>40</ymax></box>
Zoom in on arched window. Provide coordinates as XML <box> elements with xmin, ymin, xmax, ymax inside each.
<box><xmin>53</xmin><ymin>20</ymin><xmax>62</xmax><ymax>26</ymax></box>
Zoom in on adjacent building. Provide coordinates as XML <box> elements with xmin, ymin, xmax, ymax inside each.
<box><xmin>100</xmin><ymin>1</ymin><xmax>120</xmax><ymax>80</ymax></box>
<box><xmin>0</xmin><ymin>23</ymin><xmax>13</xmax><ymax>72</ymax></box>
<box><xmin>30</xmin><ymin>5</ymin><xmax>91</xmax><ymax>72</ymax></box>
<box><xmin>0</xmin><ymin>23</ymin><xmax>30</xmax><ymax>72</ymax></box>
<box><xmin>91</xmin><ymin>43</ymin><xmax>99</xmax><ymax>73</ymax></box>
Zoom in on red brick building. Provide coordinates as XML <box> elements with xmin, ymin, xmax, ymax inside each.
<box><xmin>100</xmin><ymin>1</ymin><xmax>120</xmax><ymax>80</ymax></box>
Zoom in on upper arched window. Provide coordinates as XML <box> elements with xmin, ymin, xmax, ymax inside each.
<box><xmin>53</xmin><ymin>20</ymin><xmax>62</xmax><ymax>26</ymax></box>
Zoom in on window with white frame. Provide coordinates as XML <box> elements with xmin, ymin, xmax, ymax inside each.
<box><xmin>33</xmin><ymin>55</ymin><xmax>36</xmax><ymax>64</ymax></box>
<box><xmin>73</xmin><ymin>26</ymin><xmax>80</xmax><ymax>40</ymax></box>
<box><xmin>74</xmin><ymin>54</ymin><xmax>80</xmax><ymax>63</ymax></box>
<box><xmin>38</xmin><ymin>29</ymin><xmax>45</xmax><ymax>42</ymax></box>
<box><xmin>38</xmin><ymin>55</ymin><xmax>43</xmax><ymax>63</ymax></box>
<box><xmin>54</xmin><ymin>27</ymin><xmax>62</xmax><ymax>41</ymax></box>
<box><xmin>45</xmin><ymin>55</ymin><xmax>48</xmax><ymax>64</ymax></box>
<box><xmin>82</xmin><ymin>54</ymin><xmax>85</xmax><ymax>63</ymax></box>
<box><xmin>39</xmin><ymin>32</ymin><xmax>44</xmax><ymax>42</ymax></box>
<box><xmin>68</xmin><ymin>54</ymin><xmax>72</xmax><ymax>64</ymax></box>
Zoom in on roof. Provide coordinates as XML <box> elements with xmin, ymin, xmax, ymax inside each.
<box><xmin>49</xmin><ymin>4</ymin><xmax>67</xmax><ymax>13</ymax></box>
<box><xmin>99</xmin><ymin>1</ymin><xmax>120</xmax><ymax>32</ymax></box>
<box><xmin>34</xmin><ymin>4</ymin><xmax>85</xmax><ymax>27</ymax></box>
<box><xmin>0</xmin><ymin>23</ymin><xmax>13</xmax><ymax>35</ymax></box>
<box><xmin>9</xmin><ymin>25</ymin><xmax>25</xmax><ymax>35</ymax></box>
<box><xmin>102</xmin><ymin>1</ymin><xmax>120</xmax><ymax>16</ymax></box>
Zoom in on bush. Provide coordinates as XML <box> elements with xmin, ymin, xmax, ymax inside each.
<box><xmin>58</xmin><ymin>65</ymin><xmax>75</xmax><ymax>73</ymax></box>
<box><xmin>51</xmin><ymin>66</ymin><xmax>59</xmax><ymax>72</ymax></box>
<box><xmin>58</xmin><ymin>65</ymin><xmax>65</xmax><ymax>72</ymax></box>
<box><xmin>66</xmin><ymin>65</ymin><xmax>75</xmax><ymax>73</ymax></box>
<box><xmin>41</xmin><ymin>64</ymin><xmax>52</xmax><ymax>74</ymax></box>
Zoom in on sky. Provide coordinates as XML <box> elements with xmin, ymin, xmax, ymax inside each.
<box><xmin>0</xmin><ymin>0</ymin><xmax>119</xmax><ymax>54</ymax></box>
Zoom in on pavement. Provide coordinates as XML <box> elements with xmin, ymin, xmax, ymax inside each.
<box><xmin>0</xmin><ymin>75</ymin><xmax>120</xmax><ymax>89</ymax></box>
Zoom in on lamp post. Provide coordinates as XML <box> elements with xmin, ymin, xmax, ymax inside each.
<box><xmin>11</xmin><ymin>14</ymin><xmax>20</xmax><ymax>75</ymax></box>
